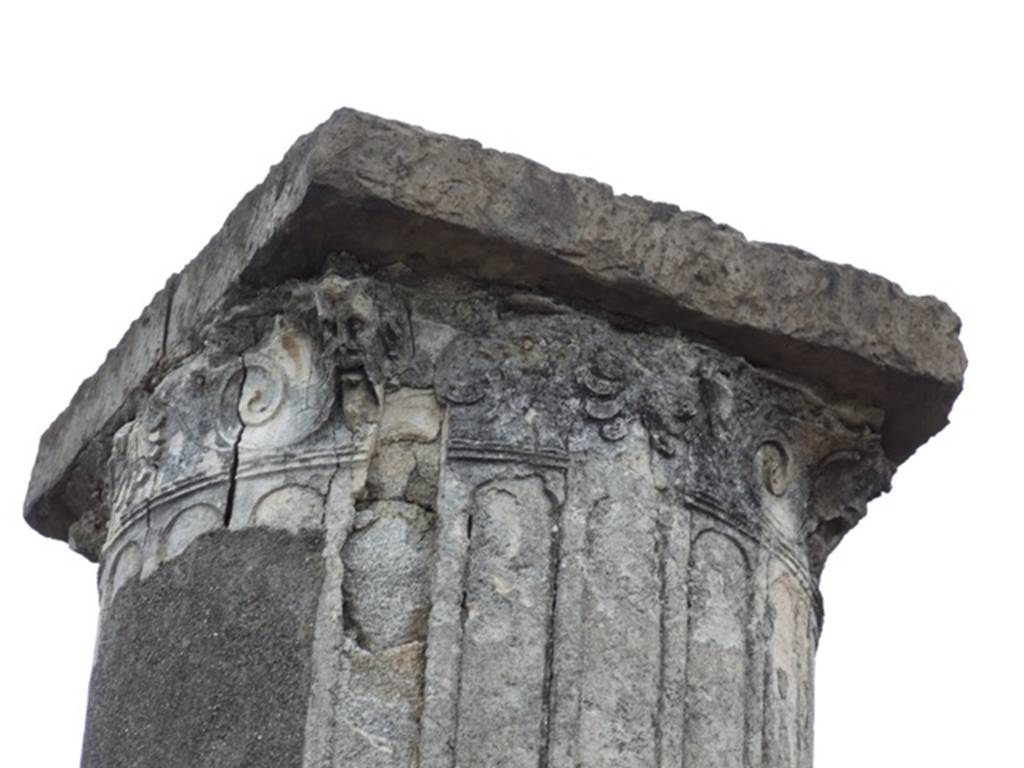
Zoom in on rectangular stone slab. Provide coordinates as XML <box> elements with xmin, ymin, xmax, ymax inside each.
<box><xmin>24</xmin><ymin>108</ymin><xmax>966</xmax><ymax>544</ymax></box>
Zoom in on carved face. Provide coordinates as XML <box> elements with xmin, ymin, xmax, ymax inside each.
<box><xmin>314</xmin><ymin>277</ymin><xmax>381</xmax><ymax>372</ymax></box>
<box><xmin>314</xmin><ymin>276</ymin><xmax>409</xmax><ymax>381</ymax></box>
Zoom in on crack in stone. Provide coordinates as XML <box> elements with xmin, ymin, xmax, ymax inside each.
<box><xmin>654</xmin><ymin>499</ymin><xmax>670</xmax><ymax>768</ymax></box>
<box><xmin>319</xmin><ymin>457</ymin><xmax>344</xmax><ymax>529</ymax></box>
<box><xmin>575</xmin><ymin>490</ymin><xmax>608</xmax><ymax>762</ymax></box>
<box><xmin>538</xmin><ymin>479</ymin><xmax>563</xmax><ymax>768</ymax></box>
<box><xmin>449</xmin><ymin>503</ymin><xmax>476</xmax><ymax>765</ymax></box>
<box><xmin>223</xmin><ymin>356</ymin><xmax>248</xmax><ymax>528</ymax></box>
<box><xmin>158</xmin><ymin>274</ymin><xmax>178</xmax><ymax>365</ymax></box>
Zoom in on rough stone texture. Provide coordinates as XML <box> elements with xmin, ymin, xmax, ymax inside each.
<box><xmin>22</xmin><ymin>111</ymin><xmax>964</xmax><ymax>767</ymax></box>
<box><xmin>24</xmin><ymin>108</ymin><xmax>965</xmax><ymax>547</ymax></box>
<box><xmin>82</xmin><ymin>527</ymin><xmax>325</xmax><ymax>768</ymax></box>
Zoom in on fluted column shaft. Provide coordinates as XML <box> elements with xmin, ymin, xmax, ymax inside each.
<box><xmin>81</xmin><ymin>271</ymin><xmax>890</xmax><ymax>768</ymax></box>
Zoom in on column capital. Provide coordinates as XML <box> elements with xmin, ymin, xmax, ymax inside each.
<box><xmin>23</xmin><ymin>110</ymin><xmax>963</xmax><ymax>768</ymax></box>
<box><xmin>24</xmin><ymin>109</ymin><xmax>963</xmax><ymax>549</ymax></box>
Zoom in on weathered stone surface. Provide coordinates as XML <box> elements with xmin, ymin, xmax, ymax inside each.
<box><xmin>23</xmin><ymin>111</ymin><xmax>964</xmax><ymax>767</ymax></box>
<box><xmin>82</xmin><ymin>527</ymin><xmax>325</xmax><ymax>768</ymax></box>
<box><xmin>23</xmin><ymin>108</ymin><xmax>965</xmax><ymax>545</ymax></box>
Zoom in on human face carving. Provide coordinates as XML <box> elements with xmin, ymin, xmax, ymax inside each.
<box><xmin>315</xmin><ymin>276</ymin><xmax>386</xmax><ymax>375</ymax></box>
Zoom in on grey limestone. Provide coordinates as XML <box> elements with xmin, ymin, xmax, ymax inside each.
<box><xmin>22</xmin><ymin>110</ymin><xmax>964</xmax><ymax>767</ymax></box>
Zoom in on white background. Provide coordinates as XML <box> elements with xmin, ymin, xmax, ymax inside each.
<box><xmin>1</xmin><ymin>2</ymin><xmax>1020</xmax><ymax>765</ymax></box>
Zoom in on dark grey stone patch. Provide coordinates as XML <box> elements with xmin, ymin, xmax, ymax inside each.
<box><xmin>81</xmin><ymin>527</ymin><xmax>324</xmax><ymax>768</ymax></box>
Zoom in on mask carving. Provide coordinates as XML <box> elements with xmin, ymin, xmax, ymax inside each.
<box><xmin>314</xmin><ymin>274</ymin><xmax>413</xmax><ymax>427</ymax></box>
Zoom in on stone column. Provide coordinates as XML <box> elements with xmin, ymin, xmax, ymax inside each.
<box><xmin>22</xmin><ymin>110</ymin><xmax>965</xmax><ymax>768</ymax></box>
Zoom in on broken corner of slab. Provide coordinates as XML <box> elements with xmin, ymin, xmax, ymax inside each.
<box><xmin>24</xmin><ymin>107</ymin><xmax>966</xmax><ymax>553</ymax></box>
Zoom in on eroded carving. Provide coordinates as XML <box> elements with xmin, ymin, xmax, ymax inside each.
<box><xmin>107</xmin><ymin>353</ymin><xmax>242</xmax><ymax>541</ymax></box>
<box><xmin>452</xmin><ymin>474</ymin><xmax>560</xmax><ymax>768</ymax></box>
<box><xmin>109</xmin><ymin>409</ymin><xmax>165</xmax><ymax>525</ymax></box>
<box><xmin>805</xmin><ymin>447</ymin><xmax>893</xmax><ymax>577</ymax></box>
<box><xmin>685</xmin><ymin>527</ymin><xmax>752</xmax><ymax>768</ymax></box>
<box><xmin>434</xmin><ymin>335</ymin><xmax>500</xmax><ymax>405</ymax></box>
<box><xmin>92</xmin><ymin>264</ymin><xmax>899</xmax><ymax>768</ymax></box>
<box><xmin>107</xmin><ymin>540</ymin><xmax>142</xmax><ymax>598</ymax></box>
<box><xmin>576</xmin><ymin>349</ymin><xmax>630</xmax><ymax>442</ymax></box>
<box><xmin>576</xmin><ymin>346</ymin><xmax>699</xmax><ymax>457</ymax></box>
<box><xmin>252</xmin><ymin>485</ymin><xmax>324</xmax><ymax>533</ymax></box>
<box><xmin>435</xmin><ymin>332</ymin><xmax>577</xmax><ymax>457</ymax></box>
<box><xmin>314</xmin><ymin>274</ymin><xmax>413</xmax><ymax>431</ymax></box>
<box><xmin>756</xmin><ymin>441</ymin><xmax>792</xmax><ymax>497</ymax></box>
<box><xmin>219</xmin><ymin>319</ymin><xmax>332</xmax><ymax>450</ymax></box>
<box><xmin>765</xmin><ymin>571</ymin><xmax>813</xmax><ymax>768</ymax></box>
<box><xmin>342</xmin><ymin>502</ymin><xmax>434</xmax><ymax>652</ymax></box>
<box><xmin>162</xmin><ymin>503</ymin><xmax>222</xmax><ymax>560</ymax></box>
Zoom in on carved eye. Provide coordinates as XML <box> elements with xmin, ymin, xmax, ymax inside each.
<box><xmin>382</xmin><ymin>320</ymin><xmax>401</xmax><ymax>355</ymax></box>
<box><xmin>347</xmin><ymin>316</ymin><xmax>366</xmax><ymax>335</ymax></box>
<box><xmin>321</xmin><ymin>318</ymin><xmax>338</xmax><ymax>337</ymax></box>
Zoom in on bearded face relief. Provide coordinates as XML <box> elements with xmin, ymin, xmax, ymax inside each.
<box><xmin>317</xmin><ymin>278</ymin><xmax>376</xmax><ymax>375</ymax></box>
<box><xmin>314</xmin><ymin>275</ymin><xmax>411</xmax><ymax>386</ymax></box>
<box><xmin>313</xmin><ymin>274</ymin><xmax>414</xmax><ymax>431</ymax></box>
